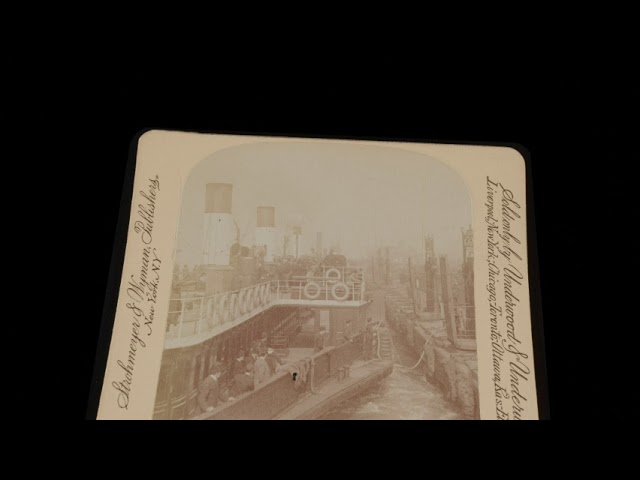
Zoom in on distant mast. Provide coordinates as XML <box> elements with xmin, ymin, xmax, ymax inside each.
<box><xmin>292</xmin><ymin>225</ymin><xmax>302</xmax><ymax>258</ymax></box>
<box><xmin>256</xmin><ymin>206</ymin><xmax>277</xmax><ymax>263</ymax></box>
<box><xmin>316</xmin><ymin>232</ymin><xmax>323</xmax><ymax>260</ymax></box>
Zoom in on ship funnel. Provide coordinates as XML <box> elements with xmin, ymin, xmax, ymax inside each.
<box><xmin>257</xmin><ymin>206</ymin><xmax>275</xmax><ymax>227</ymax></box>
<box><xmin>203</xmin><ymin>183</ymin><xmax>235</xmax><ymax>266</ymax></box>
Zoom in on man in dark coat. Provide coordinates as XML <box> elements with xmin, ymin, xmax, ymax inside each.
<box><xmin>314</xmin><ymin>326</ymin><xmax>327</xmax><ymax>353</ymax></box>
<box><xmin>232</xmin><ymin>350</ymin><xmax>246</xmax><ymax>377</ymax></box>
<box><xmin>363</xmin><ymin>323</ymin><xmax>374</xmax><ymax>360</ymax></box>
<box><xmin>230</xmin><ymin>364</ymin><xmax>254</xmax><ymax>399</ymax></box>
<box><xmin>245</xmin><ymin>349</ymin><xmax>258</xmax><ymax>369</ymax></box>
<box><xmin>196</xmin><ymin>371</ymin><xmax>223</xmax><ymax>414</ymax></box>
<box><xmin>257</xmin><ymin>333</ymin><xmax>268</xmax><ymax>352</ymax></box>
<box><xmin>265</xmin><ymin>347</ymin><xmax>282</xmax><ymax>375</ymax></box>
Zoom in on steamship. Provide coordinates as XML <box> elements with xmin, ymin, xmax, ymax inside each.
<box><xmin>153</xmin><ymin>183</ymin><xmax>393</xmax><ymax>420</ymax></box>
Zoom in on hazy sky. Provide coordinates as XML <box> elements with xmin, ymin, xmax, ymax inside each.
<box><xmin>175</xmin><ymin>141</ymin><xmax>472</xmax><ymax>266</ymax></box>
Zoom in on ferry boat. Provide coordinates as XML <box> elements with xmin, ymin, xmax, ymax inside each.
<box><xmin>153</xmin><ymin>184</ymin><xmax>393</xmax><ymax>420</ymax></box>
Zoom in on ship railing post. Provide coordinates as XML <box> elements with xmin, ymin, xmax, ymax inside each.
<box><xmin>309</xmin><ymin>357</ymin><xmax>317</xmax><ymax>393</ymax></box>
<box><xmin>211</xmin><ymin>294</ymin><xmax>222</xmax><ymax>325</ymax></box>
<box><xmin>177</xmin><ymin>298</ymin><xmax>186</xmax><ymax>338</ymax></box>
<box><xmin>229</xmin><ymin>291</ymin><xmax>235</xmax><ymax>322</ymax></box>
<box><xmin>211</xmin><ymin>294</ymin><xmax>216</xmax><ymax>326</ymax></box>
<box><xmin>215</xmin><ymin>294</ymin><xmax>219</xmax><ymax>323</ymax></box>
<box><xmin>222</xmin><ymin>292</ymin><xmax>227</xmax><ymax>324</ymax></box>
<box><xmin>324</xmin><ymin>277</ymin><xmax>328</xmax><ymax>301</ymax></box>
<box><xmin>197</xmin><ymin>297</ymin><xmax>204</xmax><ymax>335</ymax></box>
<box><xmin>219</xmin><ymin>293</ymin><xmax>223</xmax><ymax>326</ymax></box>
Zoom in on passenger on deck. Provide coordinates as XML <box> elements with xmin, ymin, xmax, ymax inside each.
<box><xmin>258</xmin><ymin>333</ymin><xmax>268</xmax><ymax>352</ymax></box>
<box><xmin>363</xmin><ymin>321</ymin><xmax>375</xmax><ymax>360</ymax></box>
<box><xmin>230</xmin><ymin>363</ymin><xmax>254</xmax><ymax>399</ymax></box>
<box><xmin>233</xmin><ymin>350</ymin><xmax>246</xmax><ymax>377</ymax></box>
<box><xmin>265</xmin><ymin>347</ymin><xmax>282</xmax><ymax>375</ymax></box>
<box><xmin>253</xmin><ymin>351</ymin><xmax>270</xmax><ymax>388</ymax></box>
<box><xmin>196</xmin><ymin>370</ymin><xmax>224</xmax><ymax>414</ymax></box>
<box><xmin>314</xmin><ymin>326</ymin><xmax>327</xmax><ymax>353</ymax></box>
<box><xmin>246</xmin><ymin>348</ymin><xmax>258</xmax><ymax>369</ymax></box>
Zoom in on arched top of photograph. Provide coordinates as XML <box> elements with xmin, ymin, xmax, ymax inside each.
<box><xmin>175</xmin><ymin>141</ymin><xmax>472</xmax><ymax>269</ymax></box>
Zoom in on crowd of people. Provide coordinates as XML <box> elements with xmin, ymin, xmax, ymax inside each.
<box><xmin>195</xmin><ymin>338</ymin><xmax>284</xmax><ymax>415</ymax></box>
<box><xmin>195</xmin><ymin>325</ymin><xmax>377</xmax><ymax>416</ymax></box>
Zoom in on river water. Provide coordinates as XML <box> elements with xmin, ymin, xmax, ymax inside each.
<box><xmin>319</xmin><ymin>364</ymin><xmax>461</xmax><ymax>420</ymax></box>
<box><xmin>319</xmin><ymin>290</ymin><xmax>461</xmax><ymax>420</ymax></box>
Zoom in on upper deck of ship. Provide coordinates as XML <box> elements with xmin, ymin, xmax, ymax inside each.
<box><xmin>165</xmin><ymin>266</ymin><xmax>368</xmax><ymax>350</ymax></box>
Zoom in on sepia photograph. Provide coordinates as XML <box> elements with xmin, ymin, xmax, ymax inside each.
<box><xmin>93</xmin><ymin>131</ymin><xmax>543</xmax><ymax>420</ymax></box>
<box><xmin>152</xmin><ymin>141</ymin><xmax>480</xmax><ymax>420</ymax></box>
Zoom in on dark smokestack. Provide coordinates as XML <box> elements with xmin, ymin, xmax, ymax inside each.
<box><xmin>257</xmin><ymin>206</ymin><xmax>275</xmax><ymax>227</ymax></box>
<box><xmin>205</xmin><ymin>183</ymin><xmax>232</xmax><ymax>214</ymax></box>
<box><xmin>203</xmin><ymin>183</ymin><xmax>234</xmax><ymax>267</ymax></box>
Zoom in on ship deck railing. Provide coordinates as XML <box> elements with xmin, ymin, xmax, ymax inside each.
<box><xmin>164</xmin><ymin>277</ymin><xmax>367</xmax><ymax>350</ymax></box>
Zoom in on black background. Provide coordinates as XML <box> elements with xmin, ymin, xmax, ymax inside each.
<box><xmin>79</xmin><ymin>96</ymin><xmax>617</xmax><ymax>425</ymax></box>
